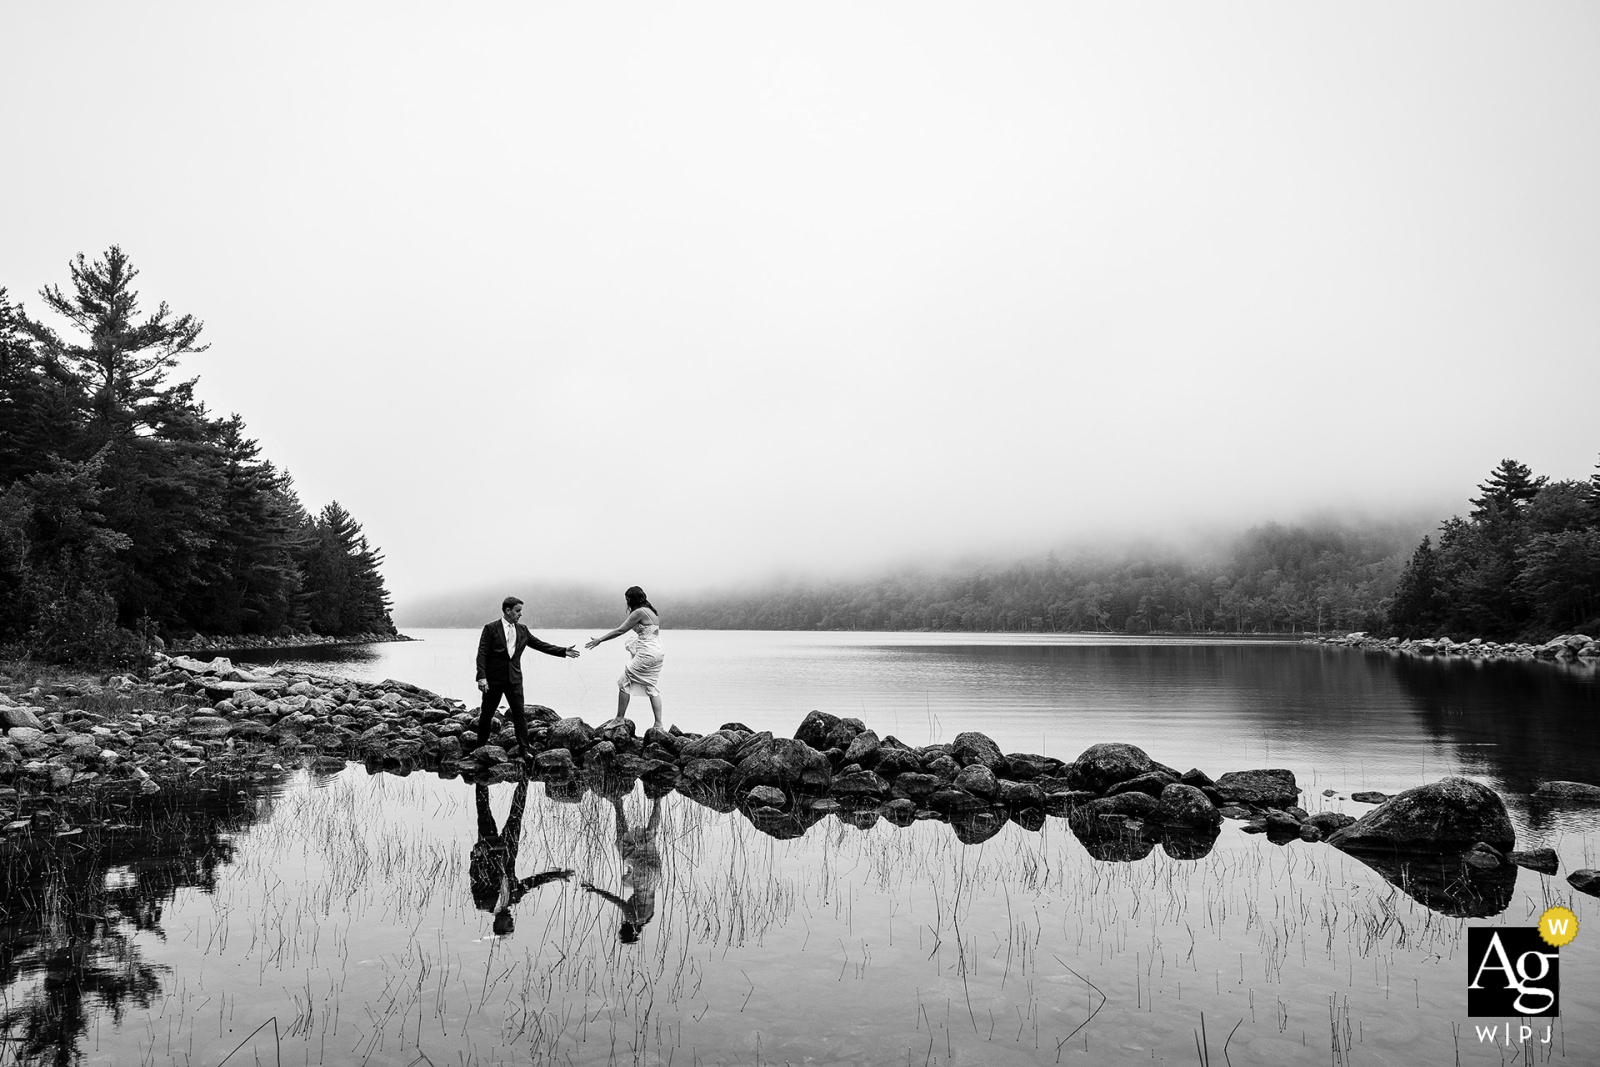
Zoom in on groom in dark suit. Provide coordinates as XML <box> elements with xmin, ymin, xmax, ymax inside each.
<box><xmin>475</xmin><ymin>596</ymin><xmax>579</xmax><ymax>757</ymax></box>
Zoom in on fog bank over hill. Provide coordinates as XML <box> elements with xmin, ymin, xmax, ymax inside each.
<box><xmin>397</xmin><ymin>512</ymin><xmax>1437</xmax><ymax>634</ymax></box>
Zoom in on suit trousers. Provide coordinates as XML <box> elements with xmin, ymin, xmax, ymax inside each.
<box><xmin>478</xmin><ymin>683</ymin><xmax>531</xmax><ymax>754</ymax></box>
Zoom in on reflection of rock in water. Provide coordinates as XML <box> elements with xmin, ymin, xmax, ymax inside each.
<box><xmin>952</xmin><ymin>809</ymin><xmax>1007</xmax><ymax>845</ymax></box>
<box><xmin>744</xmin><ymin>805</ymin><xmax>826</xmax><ymax>840</ymax></box>
<box><xmin>1067</xmin><ymin>796</ymin><xmax>1219</xmax><ymax>861</ymax></box>
<box><xmin>1340</xmin><ymin>849</ymin><xmax>1517</xmax><ymax>918</ymax></box>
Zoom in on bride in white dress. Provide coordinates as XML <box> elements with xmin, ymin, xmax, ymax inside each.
<box><xmin>585</xmin><ymin>586</ymin><xmax>665</xmax><ymax>730</ymax></box>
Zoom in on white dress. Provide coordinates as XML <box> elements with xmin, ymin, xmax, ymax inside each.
<box><xmin>620</xmin><ymin>619</ymin><xmax>664</xmax><ymax>696</ymax></box>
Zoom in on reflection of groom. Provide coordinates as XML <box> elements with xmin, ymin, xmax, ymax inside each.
<box><xmin>470</xmin><ymin>780</ymin><xmax>572</xmax><ymax>936</ymax></box>
<box><xmin>475</xmin><ymin>596</ymin><xmax>579</xmax><ymax>758</ymax></box>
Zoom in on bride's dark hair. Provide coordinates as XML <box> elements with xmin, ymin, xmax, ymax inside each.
<box><xmin>625</xmin><ymin>586</ymin><xmax>658</xmax><ymax>616</ymax></box>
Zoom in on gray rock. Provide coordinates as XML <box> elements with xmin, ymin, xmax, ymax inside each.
<box><xmin>679</xmin><ymin>758</ymin><xmax>737</xmax><ymax>790</ymax></box>
<box><xmin>1065</xmin><ymin>743</ymin><xmax>1155</xmax><ymax>795</ymax></box>
<box><xmin>733</xmin><ymin>737</ymin><xmax>832</xmax><ymax>795</ymax></box>
<box><xmin>1535</xmin><ymin>781</ymin><xmax>1600</xmax><ymax>801</ymax></box>
<box><xmin>1213</xmin><ymin>769</ymin><xmax>1300</xmax><ymax>808</ymax></box>
<box><xmin>0</xmin><ymin>708</ymin><xmax>45</xmax><ymax>731</ymax></box>
<box><xmin>795</xmin><ymin>711</ymin><xmax>848</xmax><ymax>752</ymax></box>
<box><xmin>681</xmin><ymin>731</ymin><xmax>740</xmax><ymax>761</ymax></box>
<box><xmin>1350</xmin><ymin>790</ymin><xmax>1388</xmax><ymax>804</ymax></box>
<box><xmin>951</xmin><ymin>731</ymin><xmax>1003</xmax><ymax>769</ymax></box>
<box><xmin>1002</xmin><ymin>753</ymin><xmax>1053</xmax><ymax>780</ymax></box>
<box><xmin>747</xmin><ymin>785</ymin><xmax>786</xmax><ymax>808</ymax></box>
<box><xmin>996</xmin><ymin>780</ymin><xmax>1045</xmax><ymax>809</ymax></box>
<box><xmin>952</xmin><ymin>764</ymin><xmax>998</xmax><ymax>798</ymax></box>
<box><xmin>1106</xmin><ymin>771</ymin><xmax>1179</xmax><ymax>799</ymax></box>
<box><xmin>6</xmin><ymin>727</ymin><xmax>44</xmax><ymax>744</ymax></box>
<box><xmin>548</xmin><ymin>718</ymin><xmax>594</xmax><ymax>753</ymax></box>
<box><xmin>891</xmin><ymin>772</ymin><xmax>943</xmax><ymax>801</ymax></box>
<box><xmin>843</xmin><ymin>730</ymin><xmax>881</xmax><ymax>767</ymax></box>
<box><xmin>832</xmin><ymin>770</ymin><xmax>890</xmax><ymax>801</ymax></box>
<box><xmin>1071</xmin><ymin>792</ymin><xmax>1161</xmax><ymax>822</ymax></box>
<box><xmin>1153</xmin><ymin>783</ymin><xmax>1221</xmax><ymax>830</ymax></box>
<box><xmin>1508</xmin><ymin>848</ymin><xmax>1559</xmax><ymax>874</ymax></box>
<box><xmin>187</xmin><ymin>716</ymin><xmax>233</xmax><ymax>740</ymax></box>
<box><xmin>534</xmin><ymin>749</ymin><xmax>577</xmax><ymax>776</ymax></box>
<box><xmin>874</xmin><ymin>747</ymin><xmax>923</xmax><ymax>777</ymax></box>
<box><xmin>1326</xmin><ymin>777</ymin><xmax>1515</xmax><ymax>853</ymax></box>
<box><xmin>1568</xmin><ymin>870</ymin><xmax>1600</xmax><ymax>897</ymax></box>
<box><xmin>1307</xmin><ymin>811</ymin><xmax>1356</xmax><ymax>834</ymax></box>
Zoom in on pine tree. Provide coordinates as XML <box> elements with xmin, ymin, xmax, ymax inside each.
<box><xmin>299</xmin><ymin>502</ymin><xmax>395</xmax><ymax>636</ymax></box>
<box><xmin>1386</xmin><ymin>536</ymin><xmax>1444</xmax><ymax>637</ymax></box>
<box><xmin>23</xmin><ymin>247</ymin><xmax>207</xmax><ymax>442</ymax></box>
<box><xmin>1470</xmin><ymin>458</ymin><xmax>1546</xmax><ymax>519</ymax></box>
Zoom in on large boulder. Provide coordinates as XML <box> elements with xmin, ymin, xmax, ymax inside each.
<box><xmin>794</xmin><ymin>711</ymin><xmax>841</xmax><ymax>750</ymax></box>
<box><xmin>681</xmin><ymin>731</ymin><xmax>741</xmax><ymax>762</ymax></box>
<box><xmin>843</xmin><ymin>730</ymin><xmax>881</xmax><ymax>767</ymax></box>
<box><xmin>952</xmin><ymin>764</ymin><xmax>998</xmax><ymax>798</ymax></box>
<box><xmin>548</xmin><ymin>718</ymin><xmax>595</xmax><ymax>754</ymax></box>
<box><xmin>951</xmin><ymin>731</ymin><xmax>1003</xmax><ymax>769</ymax></box>
<box><xmin>874</xmin><ymin>747</ymin><xmax>923</xmax><ymax>777</ymax></box>
<box><xmin>1213</xmin><ymin>769</ymin><xmax>1299</xmax><ymax>808</ymax></box>
<box><xmin>1153</xmin><ymin>783</ymin><xmax>1222</xmax><ymax>830</ymax></box>
<box><xmin>1065</xmin><ymin>743</ymin><xmax>1155</xmax><ymax>795</ymax></box>
<box><xmin>733</xmin><ymin>737</ymin><xmax>832</xmax><ymax>795</ymax></box>
<box><xmin>1325</xmin><ymin>777</ymin><xmax>1515</xmax><ymax>853</ymax></box>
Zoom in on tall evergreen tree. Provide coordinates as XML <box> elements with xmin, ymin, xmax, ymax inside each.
<box><xmin>23</xmin><ymin>247</ymin><xmax>207</xmax><ymax>443</ymax></box>
<box><xmin>1470</xmin><ymin>458</ymin><xmax>1546</xmax><ymax>519</ymax></box>
<box><xmin>299</xmin><ymin>502</ymin><xmax>395</xmax><ymax>637</ymax></box>
<box><xmin>1386</xmin><ymin>536</ymin><xmax>1445</xmax><ymax>637</ymax></box>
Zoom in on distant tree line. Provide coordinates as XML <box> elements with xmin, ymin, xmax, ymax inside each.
<box><xmin>0</xmin><ymin>247</ymin><xmax>395</xmax><ymax>664</ymax></box>
<box><xmin>1386</xmin><ymin>457</ymin><xmax>1600</xmax><ymax>641</ymax></box>
<box><xmin>651</xmin><ymin>521</ymin><xmax>1417</xmax><ymax>634</ymax></box>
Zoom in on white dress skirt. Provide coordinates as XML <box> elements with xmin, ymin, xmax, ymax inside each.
<box><xmin>619</xmin><ymin>622</ymin><xmax>664</xmax><ymax>697</ymax></box>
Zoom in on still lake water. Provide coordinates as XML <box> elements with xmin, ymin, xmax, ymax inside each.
<box><xmin>6</xmin><ymin>631</ymin><xmax>1600</xmax><ymax>1066</ymax></box>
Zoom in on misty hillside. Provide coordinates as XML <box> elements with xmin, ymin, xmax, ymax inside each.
<box><xmin>397</xmin><ymin>517</ymin><xmax>1429</xmax><ymax>634</ymax></box>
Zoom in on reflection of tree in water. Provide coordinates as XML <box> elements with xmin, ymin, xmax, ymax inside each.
<box><xmin>1390</xmin><ymin>654</ymin><xmax>1600</xmax><ymax>795</ymax></box>
<box><xmin>0</xmin><ymin>781</ymin><xmax>280</xmax><ymax>1066</ymax></box>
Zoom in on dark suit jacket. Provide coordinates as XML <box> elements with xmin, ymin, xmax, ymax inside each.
<box><xmin>476</xmin><ymin>620</ymin><xmax>569</xmax><ymax>688</ymax></box>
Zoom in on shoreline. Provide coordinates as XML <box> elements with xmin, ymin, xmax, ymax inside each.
<box><xmin>1308</xmin><ymin>631</ymin><xmax>1599</xmax><ymax>663</ymax></box>
<box><xmin>3</xmin><ymin>651</ymin><xmax>1593</xmax><ymax>909</ymax></box>
<box><xmin>164</xmin><ymin>630</ymin><xmax>414</xmax><ymax>655</ymax></box>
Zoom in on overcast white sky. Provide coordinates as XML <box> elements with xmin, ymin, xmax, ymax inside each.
<box><xmin>3</xmin><ymin>3</ymin><xmax>1597</xmax><ymax>606</ymax></box>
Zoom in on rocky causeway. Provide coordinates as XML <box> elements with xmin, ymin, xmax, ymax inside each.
<box><xmin>3</xmin><ymin>652</ymin><xmax>1598</xmax><ymax>911</ymax></box>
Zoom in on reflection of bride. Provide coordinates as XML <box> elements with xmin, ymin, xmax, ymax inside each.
<box><xmin>584</xmin><ymin>585</ymin><xmax>665</xmax><ymax>730</ymax></box>
<box><xmin>469</xmin><ymin>781</ymin><xmax>572</xmax><ymax>936</ymax></box>
<box><xmin>581</xmin><ymin>795</ymin><xmax>662</xmax><ymax>944</ymax></box>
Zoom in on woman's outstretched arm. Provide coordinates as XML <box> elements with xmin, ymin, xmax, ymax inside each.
<box><xmin>585</xmin><ymin>608</ymin><xmax>647</xmax><ymax>650</ymax></box>
<box><xmin>580</xmin><ymin>882</ymin><xmax>628</xmax><ymax>909</ymax></box>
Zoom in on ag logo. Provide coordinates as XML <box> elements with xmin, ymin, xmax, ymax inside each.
<box><xmin>1467</xmin><ymin>928</ymin><xmax>1559</xmax><ymax>1017</ymax></box>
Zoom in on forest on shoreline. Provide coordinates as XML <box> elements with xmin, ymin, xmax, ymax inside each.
<box><xmin>406</xmin><ymin>517</ymin><xmax>1425</xmax><ymax>635</ymax></box>
<box><xmin>0</xmin><ymin>248</ymin><xmax>396</xmax><ymax>666</ymax></box>
<box><xmin>409</xmin><ymin>456</ymin><xmax>1600</xmax><ymax>643</ymax></box>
